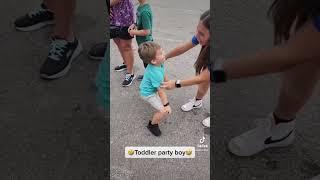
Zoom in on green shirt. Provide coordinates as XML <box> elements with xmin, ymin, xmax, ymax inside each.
<box><xmin>136</xmin><ymin>3</ymin><xmax>153</xmax><ymax>45</ymax></box>
<box><xmin>139</xmin><ymin>63</ymin><xmax>165</xmax><ymax>97</ymax></box>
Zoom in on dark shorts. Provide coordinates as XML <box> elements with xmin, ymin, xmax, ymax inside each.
<box><xmin>110</xmin><ymin>25</ymin><xmax>133</xmax><ymax>40</ymax></box>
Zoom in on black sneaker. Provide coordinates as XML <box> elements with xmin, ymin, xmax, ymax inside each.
<box><xmin>137</xmin><ymin>75</ymin><xmax>144</xmax><ymax>81</ymax></box>
<box><xmin>88</xmin><ymin>42</ymin><xmax>107</xmax><ymax>60</ymax></box>
<box><xmin>114</xmin><ymin>64</ymin><xmax>127</xmax><ymax>72</ymax></box>
<box><xmin>14</xmin><ymin>3</ymin><xmax>54</xmax><ymax>31</ymax></box>
<box><xmin>122</xmin><ymin>73</ymin><xmax>135</xmax><ymax>87</ymax></box>
<box><xmin>40</xmin><ymin>36</ymin><xmax>83</xmax><ymax>79</ymax></box>
<box><xmin>147</xmin><ymin>121</ymin><xmax>161</xmax><ymax>136</ymax></box>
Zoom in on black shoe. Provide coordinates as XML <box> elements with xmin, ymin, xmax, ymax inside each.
<box><xmin>114</xmin><ymin>64</ymin><xmax>127</xmax><ymax>72</ymax></box>
<box><xmin>88</xmin><ymin>42</ymin><xmax>107</xmax><ymax>60</ymax></box>
<box><xmin>122</xmin><ymin>73</ymin><xmax>135</xmax><ymax>87</ymax></box>
<box><xmin>14</xmin><ymin>3</ymin><xmax>54</xmax><ymax>31</ymax></box>
<box><xmin>137</xmin><ymin>75</ymin><xmax>144</xmax><ymax>81</ymax></box>
<box><xmin>147</xmin><ymin>121</ymin><xmax>161</xmax><ymax>136</ymax></box>
<box><xmin>40</xmin><ymin>36</ymin><xmax>83</xmax><ymax>80</ymax></box>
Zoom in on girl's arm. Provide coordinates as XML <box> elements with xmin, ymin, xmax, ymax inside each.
<box><xmin>222</xmin><ymin>21</ymin><xmax>320</xmax><ymax>80</ymax></box>
<box><xmin>165</xmin><ymin>40</ymin><xmax>197</xmax><ymax>60</ymax></box>
<box><xmin>111</xmin><ymin>0</ymin><xmax>120</xmax><ymax>7</ymax></box>
<box><xmin>161</xmin><ymin>68</ymin><xmax>210</xmax><ymax>89</ymax></box>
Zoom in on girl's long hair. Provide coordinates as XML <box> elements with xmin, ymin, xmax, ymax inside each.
<box><xmin>268</xmin><ymin>0</ymin><xmax>320</xmax><ymax>45</ymax></box>
<box><xmin>194</xmin><ymin>10</ymin><xmax>210</xmax><ymax>75</ymax></box>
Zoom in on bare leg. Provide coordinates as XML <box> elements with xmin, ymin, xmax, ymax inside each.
<box><xmin>118</xmin><ymin>39</ymin><xmax>134</xmax><ymax>74</ymax></box>
<box><xmin>274</xmin><ymin>61</ymin><xmax>320</xmax><ymax>120</ymax></box>
<box><xmin>51</xmin><ymin>0</ymin><xmax>76</xmax><ymax>40</ymax></box>
<box><xmin>113</xmin><ymin>38</ymin><xmax>126</xmax><ymax>65</ymax></box>
<box><xmin>43</xmin><ymin>0</ymin><xmax>54</xmax><ymax>10</ymax></box>
<box><xmin>151</xmin><ymin>111</ymin><xmax>168</xmax><ymax>124</ymax></box>
<box><xmin>195</xmin><ymin>81</ymin><xmax>210</xmax><ymax>100</ymax></box>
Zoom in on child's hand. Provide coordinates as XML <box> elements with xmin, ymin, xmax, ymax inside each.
<box><xmin>164</xmin><ymin>105</ymin><xmax>172</xmax><ymax>114</ymax></box>
<box><xmin>161</xmin><ymin>80</ymin><xmax>176</xmax><ymax>90</ymax></box>
<box><xmin>128</xmin><ymin>24</ymin><xmax>137</xmax><ymax>33</ymax></box>
<box><xmin>129</xmin><ymin>30</ymin><xmax>135</xmax><ymax>37</ymax></box>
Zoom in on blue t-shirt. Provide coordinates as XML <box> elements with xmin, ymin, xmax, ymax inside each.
<box><xmin>140</xmin><ymin>63</ymin><xmax>165</xmax><ymax>97</ymax></box>
<box><xmin>192</xmin><ymin>35</ymin><xmax>199</xmax><ymax>45</ymax></box>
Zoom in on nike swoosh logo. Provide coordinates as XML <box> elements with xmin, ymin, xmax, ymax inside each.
<box><xmin>193</xmin><ymin>104</ymin><xmax>201</xmax><ymax>108</ymax></box>
<box><xmin>264</xmin><ymin>130</ymin><xmax>293</xmax><ymax>145</ymax></box>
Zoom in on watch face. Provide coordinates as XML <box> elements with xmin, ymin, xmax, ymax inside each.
<box><xmin>175</xmin><ymin>80</ymin><xmax>181</xmax><ymax>88</ymax></box>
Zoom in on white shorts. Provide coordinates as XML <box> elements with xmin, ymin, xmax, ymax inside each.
<box><xmin>141</xmin><ymin>93</ymin><xmax>164</xmax><ymax>111</ymax></box>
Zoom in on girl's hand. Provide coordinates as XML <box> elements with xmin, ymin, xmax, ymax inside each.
<box><xmin>161</xmin><ymin>80</ymin><xmax>176</xmax><ymax>90</ymax></box>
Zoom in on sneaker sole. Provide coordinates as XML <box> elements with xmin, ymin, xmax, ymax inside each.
<box><xmin>228</xmin><ymin>133</ymin><xmax>294</xmax><ymax>157</ymax></box>
<box><xmin>15</xmin><ymin>21</ymin><xmax>55</xmax><ymax>32</ymax></box>
<box><xmin>40</xmin><ymin>40</ymin><xmax>83</xmax><ymax>80</ymax></box>
<box><xmin>122</xmin><ymin>75</ymin><xmax>136</xmax><ymax>87</ymax></box>
<box><xmin>115</xmin><ymin>68</ymin><xmax>127</xmax><ymax>72</ymax></box>
<box><xmin>181</xmin><ymin>104</ymin><xmax>203</xmax><ymax>112</ymax></box>
<box><xmin>88</xmin><ymin>55</ymin><xmax>104</xmax><ymax>61</ymax></box>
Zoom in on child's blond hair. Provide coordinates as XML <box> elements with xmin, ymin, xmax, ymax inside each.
<box><xmin>138</xmin><ymin>42</ymin><xmax>161</xmax><ymax>64</ymax></box>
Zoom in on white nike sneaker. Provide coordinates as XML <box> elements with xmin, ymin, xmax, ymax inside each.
<box><xmin>228</xmin><ymin>114</ymin><xmax>295</xmax><ymax>156</ymax></box>
<box><xmin>181</xmin><ymin>98</ymin><xmax>203</xmax><ymax>112</ymax></box>
<box><xmin>202</xmin><ymin>117</ymin><xmax>210</xmax><ymax>127</ymax></box>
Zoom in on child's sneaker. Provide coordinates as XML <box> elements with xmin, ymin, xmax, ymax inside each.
<box><xmin>137</xmin><ymin>75</ymin><xmax>144</xmax><ymax>81</ymax></box>
<box><xmin>181</xmin><ymin>98</ymin><xmax>203</xmax><ymax>112</ymax></box>
<box><xmin>114</xmin><ymin>64</ymin><xmax>127</xmax><ymax>72</ymax></box>
<box><xmin>14</xmin><ymin>3</ymin><xmax>54</xmax><ymax>31</ymax></box>
<box><xmin>40</xmin><ymin>36</ymin><xmax>83</xmax><ymax>79</ymax></box>
<box><xmin>202</xmin><ymin>117</ymin><xmax>210</xmax><ymax>127</ymax></box>
<box><xmin>228</xmin><ymin>114</ymin><xmax>295</xmax><ymax>156</ymax></box>
<box><xmin>147</xmin><ymin>121</ymin><xmax>161</xmax><ymax>136</ymax></box>
<box><xmin>122</xmin><ymin>73</ymin><xmax>135</xmax><ymax>87</ymax></box>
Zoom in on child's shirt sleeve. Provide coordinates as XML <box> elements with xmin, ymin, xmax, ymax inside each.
<box><xmin>192</xmin><ymin>35</ymin><xmax>199</xmax><ymax>45</ymax></box>
<box><xmin>150</xmin><ymin>73</ymin><xmax>162</xmax><ymax>89</ymax></box>
<box><xmin>141</xmin><ymin>11</ymin><xmax>152</xmax><ymax>30</ymax></box>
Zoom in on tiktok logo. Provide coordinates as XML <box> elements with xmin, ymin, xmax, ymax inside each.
<box><xmin>200</xmin><ymin>136</ymin><xmax>205</xmax><ymax>144</ymax></box>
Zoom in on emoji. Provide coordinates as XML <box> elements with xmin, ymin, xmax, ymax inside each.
<box><xmin>128</xmin><ymin>149</ymin><xmax>134</xmax><ymax>155</ymax></box>
<box><xmin>185</xmin><ymin>149</ymin><xmax>193</xmax><ymax>156</ymax></box>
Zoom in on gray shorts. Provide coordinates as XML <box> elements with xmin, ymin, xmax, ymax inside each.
<box><xmin>141</xmin><ymin>93</ymin><xmax>164</xmax><ymax>111</ymax></box>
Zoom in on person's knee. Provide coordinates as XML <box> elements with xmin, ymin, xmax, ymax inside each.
<box><xmin>120</xmin><ymin>40</ymin><xmax>133</xmax><ymax>51</ymax></box>
<box><xmin>159</xmin><ymin>108</ymin><xmax>170</xmax><ymax>116</ymax></box>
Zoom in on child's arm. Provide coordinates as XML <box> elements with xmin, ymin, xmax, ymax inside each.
<box><xmin>157</xmin><ymin>88</ymin><xmax>171</xmax><ymax>114</ymax></box>
<box><xmin>129</xmin><ymin>11</ymin><xmax>152</xmax><ymax>37</ymax></box>
<box><xmin>129</xmin><ymin>29</ymin><xmax>150</xmax><ymax>37</ymax></box>
<box><xmin>164</xmin><ymin>74</ymin><xmax>169</xmax><ymax>82</ymax></box>
<box><xmin>165</xmin><ymin>41</ymin><xmax>196</xmax><ymax>60</ymax></box>
<box><xmin>158</xmin><ymin>88</ymin><xmax>168</xmax><ymax>105</ymax></box>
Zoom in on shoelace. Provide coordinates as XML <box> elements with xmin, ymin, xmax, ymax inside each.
<box><xmin>28</xmin><ymin>8</ymin><xmax>48</xmax><ymax>18</ymax></box>
<box><xmin>125</xmin><ymin>74</ymin><xmax>132</xmax><ymax>81</ymax></box>
<box><xmin>48</xmin><ymin>39</ymin><xmax>68</xmax><ymax>61</ymax></box>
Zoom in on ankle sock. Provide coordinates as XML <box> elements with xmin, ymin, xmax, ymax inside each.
<box><xmin>273</xmin><ymin>113</ymin><xmax>295</xmax><ymax>125</ymax></box>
